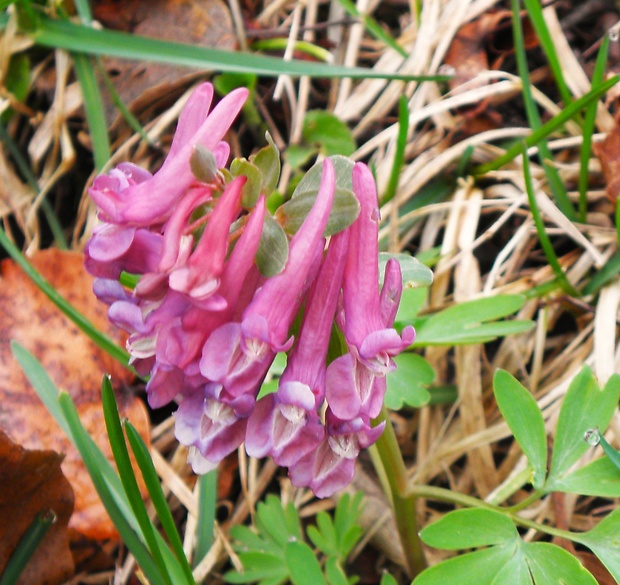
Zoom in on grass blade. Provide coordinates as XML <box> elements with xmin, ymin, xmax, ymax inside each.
<box><xmin>521</xmin><ymin>145</ymin><xmax>579</xmax><ymax>296</ymax></box>
<box><xmin>72</xmin><ymin>52</ymin><xmax>111</xmax><ymax>170</ymax></box>
<box><xmin>382</xmin><ymin>95</ymin><xmax>409</xmax><ymax>204</ymax></box>
<box><xmin>579</xmin><ymin>35</ymin><xmax>609</xmax><ymax>222</ymax></box>
<box><xmin>511</xmin><ymin>0</ymin><xmax>574</xmax><ymax>219</ymax></box>
<box><xmin>101</xmin><ymin>377</ymin><xmax>173</xmax><ymax>585</ymax></box>
<box><xmin>125</xmin><ymin>421</ymin><xmax>196</xmax><ymax>585</ymax></box>
<box><xmin>522</xmin><ymin>0</ymin><xmax>572</xmax><ymax>106</ymax></box>
<box><xmin>194</xmin><ymin>471</ymin><xmax>218</xmax><ymax>567</ymax></box>
<box><xmin>30</xmin><ymin>17</ymin><xmax>445</xmax><ymax>82</ymax></box>
<box><xmin>0</xmin><ymin>511</ymin><xmax>55</xmax><ymax>585</ymax></box>
<box><xmin>0</xmin><ymin>228</ymin><xmax>131</xmax><ymax>369</ymax></box>
<box><xmin>58</xmin><ymin>392</ymin><xmax>167</xmax><ymax>585</ymax></box>
<box><xmin>472</xmin><ymin>75</ymin><xmax>619</xmax><ymax>176</ymax></box>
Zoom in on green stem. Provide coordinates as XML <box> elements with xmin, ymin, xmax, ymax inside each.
<box><xmin>406</xmin><ymin>484</ymin><xmax>578</xmax><ymax>542</ymax></box>
<box><xmin>373</xmin><ymin>406</ymin><xmax>427</xmax><ymax>578</ymax></box>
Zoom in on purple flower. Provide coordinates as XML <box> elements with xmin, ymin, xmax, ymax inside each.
<box><xmin>175</xmin><ymin>390</ymin><xmax>248</xmax><ymax>473</ymax></box>
<box><xmin>288</xmin><ymin>410</ymin><xmax>385</xmax><ymax>498</ymax></box>
<box><xmin>340</xmin><ymin>163</ymin><xmax>415</xmax><ymax>373</ymax></box>
<box><xmin>245</xmin><ymin>228</ymin><xmax>350</xmax><ymax>466</ymax></box>
<box><xmin>199</xmin><ymin>159</ymin><xmax>337</xmax><ymax>411</ymax></box>
<box><xmin>325</xmin><ymin>163</ymin><xmax>414</xmax><ymax>423</ymax></box>
<box><xmin>89</xmin><ymin>84</ymin><xmax>248</xmax><ymax>225</ymax></box>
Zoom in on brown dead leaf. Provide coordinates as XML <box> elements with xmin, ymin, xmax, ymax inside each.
<box><xmin>92</xmin><ymin>0</ymin><xmax>237</xmax><ymax>125</ymax></box>
<box><xmin>0</xmin><ymin>429</ymin><xmax>74</xmax><ymax>585</ymax></box>
<box><xmin>0</xmin><ymin>249</ymin><xmax>150</xmax><ymax>540</ymax></box>
<box><xmin>444</xmin><ymin>10</ymin><xmax>537</xmax><ymax>92</ymax></box>
<box><xmin>593</xmin><ymin>116</ymin><xmax>620</xmax><ymax>201</ymax></box>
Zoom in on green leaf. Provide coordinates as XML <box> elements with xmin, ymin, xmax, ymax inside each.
<box><xmin>598</xmin><ymin>432</ymin><xmax>620</xmax><ymax>472</ymax></box>
<box><xmin>251</xmin><ymin>132</ymin><xmax>281</xmax><ymax>195</ymax></box>
<box><xmin>0</xmin><ymin>511</ymin><xmax>54</xmax><ymax>585</ymax></box>
<box><xmin>576</xmin><ymin>508</ymin><xmax>620</xmax><ymax>581</ymax></box>
<box><xmin>523</xmin><ymin>542</ymin><xmax>597</xmax><ymax>585</ymax></box>
<box><xmin>32</xmin><ymin>16</ymin><xmax>449</xmax><ymax>82</ymax></box>
<box><xmin>378</xmin><ymin>253</ymin><xmax>434</xmax><ymax>289</ymax></box>
<box><xmin>412</xmin><ymin>546</ymin><xmax>515</xmax><ymax>585</ymax></box>
<box><xmin>395</xmin><ymin>288</ymin><xmax>427</xmax><ymax>322</ymax></box>
<box><xmin>101</xmin><ymin>378</ymin><xmax>173</xmax><ymax>585</ymax></box>
<box><xmin>308</xmin><ymin>513</ymin><xmax>337</xmax><ymax>556</ymax></box>
<box><xmin>224</xmin><ymin>551</ymin><xmax>288</xmax><ymax>584</ymax></box>
<box><xmin>231</xmin><ymin>158</ymin><xmax>263</xmax><ymax>207</ymax></box>
<box><xmin>550</xmin><ymin>456</ymin><xmax>620</xmax><ymax>497</ymax></box>
<box><xmin>285</xmin><ymin>144</ymin><xmax>318</xmax><ymax>169</ymax></box>
<box><xmin>256</xmin><ymin>496</ymin><xmax>302</xmax><ymax>548</ymax></box>
<box><xmin>285</xmin><ymin>541</ymin><xmax>328</xmax><ymax>585</ymax></box>
<box><xmin>256</xmin><ymin>214</ymin><xmax>289</xmax><ymax>277</ymax></box>
<box><xmin>385</xmin><ymin>353</ymin><xmax>433</xmax><ymax>410</ymax></box>
<box><xmin>302</xmin><ymin>110</ymin><xmax>356</xmax><ymax>157</ymax></box>
<box><xmin>279</xmin><ymin>155</ymin><xmax>359</xmax><ymax>236</ymax></box>
<box><xmin>125</xmin><ymin>422</ymin><xmax>196</xmax><ymax>584</ymax></box>
<box><xmin>379</xmin><ymin>573</ymin><xmax>399</xmax><ymax>585</ymax></box>
<box><xmin>410</xmin><ymin>295</ymin><xmax>534</xmax><ymax>346</ymax></box>
<box><xmin>324</xmin><ymin>557</ymin><xmax>349</xmax><ymax>585</ymax></box>
<box><xmin>277</xmin><ymin>187</ymin><xmax>360</xmax><ymax>237</ymax></box>
<box><xmin>4</xmin><ymin>53</ymin><xmax>30</xmax><ymax>104</ymax></box>
<box><xmin>420</xmin><ymin>508</ymin><xmax>517</xmax><ymax>550</ymax></box>
<box><xmin>333</xmin><ymin>492</ymin><xmax>364</xmax><ymax>558</ymax></box>
<box><xmin>546</xmin><ymin>368</ymin><xmax>620</xmax><ymax>488</ymax></box>
<box><xmin>493</xmin><ymin>370</ymin><xmax>547</xmax><ymax>488</ymax></box>
<box><xmin>472</xmin><ymin>75</ymin><xmax>620</xmax><ymax>176</ymax></box>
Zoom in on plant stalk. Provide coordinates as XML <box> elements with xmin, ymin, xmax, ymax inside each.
<box><xmin>373</xmin><ymin>406</ymin><xmax>427</xmax><ymax>578</ymax></box>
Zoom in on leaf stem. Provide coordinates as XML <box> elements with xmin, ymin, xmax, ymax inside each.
<box><xmin>373</xmin><ymin>406</ymin><xmax>427</xmax><ymax>578</ymax></box>
<box><xmin>406</xmin><ymin>483</ymin><xmax>579</xmax><ymax>543</ymax></box>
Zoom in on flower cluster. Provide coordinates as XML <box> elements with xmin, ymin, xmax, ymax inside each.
<box><xmin>85</xmin><ymin>82</ymin><xmax>414</xmax><ymax>497</ymax></box>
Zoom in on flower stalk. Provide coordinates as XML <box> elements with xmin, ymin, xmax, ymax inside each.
<box><xmin>372</xmin><ymin>405</ymin><xmax>427</xmax><ymax>578</ymax></box>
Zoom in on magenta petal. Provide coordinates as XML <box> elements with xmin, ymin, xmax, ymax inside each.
<box><xmin>175</xmin><ymin>393</ymin><xmax>247</xmax><ymax>467</ymax></box>
<box><xmin>241</xmin><ymin>158</ymin><xmax>335</xmax><ymax>349</ymax></box>
<box><xmin>108</xmin><ymin>301</ymin><xmax>147</xmax><ymax>334</ymax></box>
<box><xmin>244</xmin><ymin>394</ymin><xmax>276</xmax><ymax>459</ymax></box>
<box><xmin>92</xmin><ymin>278</ymin><xmax>131</xmax><ymax>304</ymax></box>
<box><xmin>146</xmin><ymin>363</ymin><xmax>185</xmax><ymax>408</ymax></box>
<box><xmin>380</xmin><ymin>258</ymin><xmax>404</xmax><ymax>326</ymax></box>
<box><xmin>165</xmin><ymin>83</ymin><xmax>214</xmax><ymax>163</ymax></box>
<box><xmin>325</xmin><ymin>353</ymin><xmax>370</xmax><ymax>419</ymax></box>
<box><xmin>88</xmin><ymin>224</ymin><xmax>136</xmax><ymax>262</ymax></box>
<box><xmin>289</xmin><ymin>438</ymin><xmax>356</xmax><ymax>498</ymax></box>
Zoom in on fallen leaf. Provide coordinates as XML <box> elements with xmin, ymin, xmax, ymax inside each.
<box><xmin>92</xmin><ymin>0</ymin><xmax>237</xmax><ymax>126</ymax></box>
<box><xmin>593</xmin><ymin>115</ymin><xmax>620</xmax><ymax>201</ymax></box>
<box><xmin>0</xmin><ymin>429</ymin><xmax>74</xmax><ymax>585</ymax></box>
<box><xmin>0</xmin><ymin>249</ymin><xmax>150</xmax><ymax>540</ymax></box>
<box><xmin>444</xmin><ymin>10</ymin><xmax>537</xmax><ymax>92</ymax></box>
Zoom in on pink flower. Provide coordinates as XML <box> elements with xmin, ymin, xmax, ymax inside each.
<box><xmin>89</xmin><ymin>84</ymin><xmax>247</xmax><ymax>225</ymax></box>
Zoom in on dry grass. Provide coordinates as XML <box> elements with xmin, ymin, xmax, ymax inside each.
<box><xmin>3</xmin><ymin>0</ymin><xmax>620</xmax><ymax>582</ymax></box>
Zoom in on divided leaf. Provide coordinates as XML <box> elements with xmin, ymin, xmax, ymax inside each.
<box><xmin>547</xmin><ymin>368</ymin><xmax>620</xmax><ymax>489</ymax></box>
<box><xmin>411</xmin><ymin>295</ymin><xmax>534</xmax><ymax>346</ymax></box>
<box><xmin>418</xmin><ymin>509</ymin><xmax>597</xmax><ymax>585</ymax></box>
<box><xmin>550</xmin><ymin>456</ymin><xmax>620</xmax><ymax>497</ymax></box>
<box><xmin>420</xmin><ymin>508</ymin><xmax>516</xmax><ymax>550</ymax></box>
<box><xmin>493</xmin><ymin>370</ymin><xmax>547</xmax><ymax>488</ymax></box>
<box><xmin>385</xmin><ymin>353</ymin><xmax>433</xmax><ymax>410</ymax></box>
<box><xmin>576</xmin><ymin>508</ymin><xmax>620</xmax><ymax>582</ymax></box>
